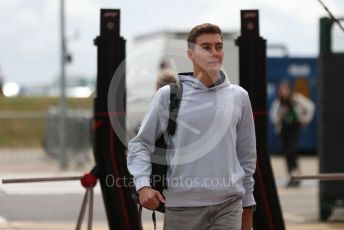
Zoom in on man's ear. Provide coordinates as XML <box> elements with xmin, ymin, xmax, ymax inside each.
<box><xmin>187</xmin><ymin>49</ymin><xmax>193</xmax><ymax>61</ymax></box>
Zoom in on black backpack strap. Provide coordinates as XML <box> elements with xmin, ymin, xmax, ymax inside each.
<box><xmin>167</xmin><ymin>83</ymin><xmax>183</xmax><ymax>135</ymax></box>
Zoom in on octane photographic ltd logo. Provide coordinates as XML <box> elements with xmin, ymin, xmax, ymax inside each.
<box><xmin>108</xmin><ymin>38</ymin><xmax>234</xmax><ymax>165</ymax></box>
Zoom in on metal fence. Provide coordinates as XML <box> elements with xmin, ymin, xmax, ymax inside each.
<box><xmin>43</xmin><ymin>108</ymin><xmax>93</xmax><ymax>164</ymax></box>
<box><xmin>0</xmin><ymin>107</ymin><xmax>94</xmax><ymax>170</ymax></box>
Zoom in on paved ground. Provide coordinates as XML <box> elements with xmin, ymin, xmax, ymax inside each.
<box><xmin>0</xmin><ymin>148</ymin><xmax>343</xmax><ymax>230</ymax></box>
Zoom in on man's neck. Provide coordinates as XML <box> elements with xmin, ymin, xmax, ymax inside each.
<box><xmin>194</xmin><ymin>69</ymin><xmax>221</xmax><ymax>88</ymax></box>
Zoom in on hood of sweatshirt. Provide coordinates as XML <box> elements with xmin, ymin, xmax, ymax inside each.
<box><xmin>177</xmin><ymin>71</ymin><xmax>230</xmax><ymax>91</ymax></box>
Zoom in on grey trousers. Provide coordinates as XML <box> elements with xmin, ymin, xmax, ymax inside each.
<box><xmin>163</xmin><ymin>198</ymin><xmax>242</xmax><ymax>230</ymax></box>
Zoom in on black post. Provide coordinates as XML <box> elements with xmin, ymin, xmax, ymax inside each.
<box><xmin>319</xmin><ymin>17</ymin><xmax>333</xmax><ymax>55</ymax></box>
<box><xmin>236</xmin><ymin>10</ymin><xmax>285</xmax><ymax>230</ymax></box>
<box><xmin>93</xmin><ymin>9</ymin><xmax>141</xmax><ymax>230</ymax></box>
<box><xmin>318</xmin><ymin>18</ymin><xmax>344</xmax><ymax>218</ymax></box>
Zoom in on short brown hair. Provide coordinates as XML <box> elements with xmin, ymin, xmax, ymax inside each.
<box><xmin>187</xmin><ymin>23</ymin><xmax>223</xmax><ymax>49</ymax></box>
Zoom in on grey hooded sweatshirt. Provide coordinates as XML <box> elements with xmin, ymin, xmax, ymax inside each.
<box><xmin>127</xmin><ymin>72</ymin><xmax>257</xmax><ymax>208</ymax></box>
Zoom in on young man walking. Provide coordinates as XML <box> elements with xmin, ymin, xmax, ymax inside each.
<box><xmin>128</xmin><ymin>23</ymin><xmax>257</xmax><ymax>230</ymax></box>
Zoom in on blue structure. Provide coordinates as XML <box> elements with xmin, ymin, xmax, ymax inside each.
<box><xmin>267</xmin><ymin>57</ymin><xmax>318</xmax><ymax>154</ymax></box>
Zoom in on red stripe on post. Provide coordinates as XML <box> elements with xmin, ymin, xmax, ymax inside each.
<box><xmin>108</xmin><ymin>124</ymin><xmax>132</xmax><ymax>230</ymax></box>
<box><xmin>256</xmin><ymin>158</ymin><xmax>276</xmax><ymax>229</ymax></box>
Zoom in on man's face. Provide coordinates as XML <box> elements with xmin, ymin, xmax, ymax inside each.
<box><xmin>187</xmin><ymin>33</ymin><xmax>224</xmax><ymax>74</ymax></box>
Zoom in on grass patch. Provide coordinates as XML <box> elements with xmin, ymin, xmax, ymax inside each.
<box><xmin>0</xmin><ymin>96</ymin><xmax>93</xmax><ymax>147</ymax></box>
<box><xmin>0</xmin><ymin>97</ymin><xmax>93</xmax><ymax>110</ymax></box>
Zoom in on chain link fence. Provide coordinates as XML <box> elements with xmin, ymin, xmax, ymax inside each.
<box><xmin>0</xmin><ymin>107</ymin><xmax>94</xmax><ymax>170</ymax></box>
<box><xmin>43</xmin><ymin>107</ymin><xmax>93</xmax><ymax>168</ymax></box>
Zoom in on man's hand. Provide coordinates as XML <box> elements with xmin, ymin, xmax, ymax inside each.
<box><xmin>241</xmin><ymin>208</ymin><xmax>253</xmax><ymax>230</ymax></box>
<box><xmin>138</xmin><ymin>186</ymin><xmax>165</xmax><ymax>210</ymax></box>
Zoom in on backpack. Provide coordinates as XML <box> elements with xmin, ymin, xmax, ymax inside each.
<box><xmin>150</xmin><ymin>82</ymin><xmax>183</xmax><ymax>213</ymax></box>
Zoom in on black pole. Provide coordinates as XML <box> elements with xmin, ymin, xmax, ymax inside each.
<box><xmin>318</xmin><ymin>48</ymin><xmax>344</xmax><ymax>220</ymax></box>
<box><xmin>93</xmin><ymin>9</ymin><xmax>141</xmax><ymax>230</ymax></box>
<box><xmin>236</xmin><ymin>10</ymin><xmax>285</xmax><ymax>230</ymax></box>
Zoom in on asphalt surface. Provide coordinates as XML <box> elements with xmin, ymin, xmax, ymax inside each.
<box><xmin>0</xmin><ymin>148</ymin><xmax>343</xmax><ymax>230</ymax></box>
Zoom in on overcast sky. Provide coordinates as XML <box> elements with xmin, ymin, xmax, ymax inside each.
<box><xmin>0</xmin><ymin>0</ymin><xmax>343</xmax><ymax>86</ymax></box>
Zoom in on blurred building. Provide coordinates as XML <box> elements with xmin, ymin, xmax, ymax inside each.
<box><xmin>19</xmin><ymin>75</ymin><xmax>95</xmax><ymax>98</ymax></box>
<box><xmin>47</xmin><ymin>76</ymin><xmax>95</xmax><ymax>98</ymax></box>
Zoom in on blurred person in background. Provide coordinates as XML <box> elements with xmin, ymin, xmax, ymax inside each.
<box><xmin>133</xmin><ymin>61</ymin><xmax>177</xmax><ymax>134</ymax></box>
<box><xmin>156</xmin><ymin>61</ymin><xmax>177</xmax><ymax>89</ymax></box>
<box><xmin>270</xmin><ymin>80</ymin><xmax>315</xmax><ymax>187</ymax></box>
